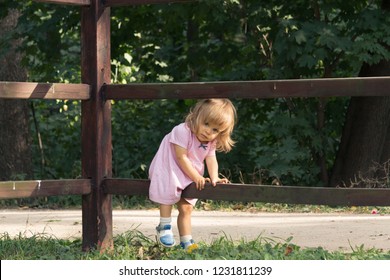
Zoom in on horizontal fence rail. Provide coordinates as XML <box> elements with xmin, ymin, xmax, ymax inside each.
<box><xmin>104</xmin><ymin>77</ymin><xmax>390</xmax><ymax>100</ymax></box>
<box><xmin>0</xmin><ymin>82</ymin><xmax>90</xmax><ymax>100</ymax></box>
<box><xmin>0</xmin><ymin>179</ymin><xmax>91</xmax><ymax>199</ymax></box>
<box><xmin>104</xmin><ymin>0</ymin><xmax>195</xmax><ymax>7</ymax></box>
<box><xmin>34</xmin><ymin>0</ymin><xmax>91</xmax><ymax>5</ymax></box>
<box><xmin>103</xmin><ymin>178</ymin><xmax>390</xmax><ymax>206</ymax></box>
<box><xmin>103</xmin><ymin>179</ymin><xmax>150</xmax><ymax>196</ymax></box>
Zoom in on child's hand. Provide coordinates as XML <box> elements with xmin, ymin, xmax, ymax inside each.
<box><xmin>194</xmin><ymin>176</ymin><xmax>210</xmax><ymax>190</ymax></box>
<box><xmin>211</xmin><ymin>177</ymin><xmax>230</xmax><ymax>186</ymax></box>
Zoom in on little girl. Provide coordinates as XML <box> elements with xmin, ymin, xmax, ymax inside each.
<box><xmin>148</xmin><ymin>98</ymin><xmax>236</xmax><ymax>250</ymax></box>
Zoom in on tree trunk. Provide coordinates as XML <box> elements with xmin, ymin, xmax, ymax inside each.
<box><xmin>329</xmin><ymin>0</ymin><xmax>390</xmax><ymax>188</ymax></box>
<box><xmin>0</xmin><ymin>9</ymin><xmax>32</xmax><ymax>181</ymax></box>
<box><xmin>329</xmin><ymin>61</ymin><xmax>390</xmax><ymax>188</ymax></box>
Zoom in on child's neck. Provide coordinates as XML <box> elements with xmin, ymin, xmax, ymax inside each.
<box><xmin>196</xmin><ymin>136</ymin><xmax>208</xmax><ymax>144</ymax></box>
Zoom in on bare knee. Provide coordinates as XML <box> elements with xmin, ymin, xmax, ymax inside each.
<box><xmin>177</xmin><ymin>199</ymin><xmax>193</xmax><ymax>216</ymax></box>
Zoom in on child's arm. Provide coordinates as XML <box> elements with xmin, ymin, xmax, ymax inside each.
<box><xmin>205</xmin><ymin>156</ymin><xmax>229</xmax><ymax>186</ymax></box>
<box><xmin>174</xmin><ymin>144</ymin><xmax>210</xmax><ymax>190</ymax></box>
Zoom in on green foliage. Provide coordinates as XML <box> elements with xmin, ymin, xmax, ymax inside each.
<box><xmin>1</xmin><ymin>231</ymin><xmax>389</xmax><ymax>260</ymax></box>
<box><xmin>30</xmin><ymin>99</ymin><xmax>81</xmax><ymax>179</ymax></box>
<box><xmin>271</xmin><ymin>0</ymin><xmax>390</xmax><ymax>78</ymax></box>
<box><xmin>232</xmin><ymin>98</ymin><xmax>349</xmax><ymax>185</ymax></box>
<box><xmin>15</xmin><ymin>1</ymin><xmax>81</xmax><ymax>82</ymax></box>
<box><xmin>112</xmin><ymin>99</ymin><xmax>189</xmax><ymax>178</ymax></box>
<box><xmin>1</xmin><ymin>0</ymin><xmax>389</xmax><ymax>189</ymax></box>
<box><xmin>0</xmin><ymin>232</ymin><xmax>83</xmax><ymax>260</ymax></box>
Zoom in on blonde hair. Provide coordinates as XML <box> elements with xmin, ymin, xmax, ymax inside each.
<box><xmin>185</xmin><ymin>99</ymin><xmax>236</xmax><ymax>152</ymax></box>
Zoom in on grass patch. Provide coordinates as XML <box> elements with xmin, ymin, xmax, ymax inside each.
<box><xmin>1</xmin><ymin>230</ymin><xmax>390</xmax><ymax>260</ymax></box>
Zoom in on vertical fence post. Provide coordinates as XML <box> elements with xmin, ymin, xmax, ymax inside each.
<box><xmin>81</xmin><ymin>0</ymin><xmax>112</xmax><ymax>251</ymax></box>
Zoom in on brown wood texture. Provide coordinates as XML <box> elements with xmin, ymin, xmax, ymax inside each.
<box><xmin>104</xmin><ymin>0</ymin><xmax>195</xmax><ymax>7</ymax></box>
<box><xmin>34</xmin><ymin>0</ymin><xmax>91</xmax><ymax>6</ymax></box>
<box><xmin>182</xmin><ymin>184</ymin><xmax>390</xmax><ymax>207</ymax></box>
<box><xmin>0</xmin><ymin>82</ymin><xmax>90</xmax><ymax>100</ymax></box>
<box><xmin>103</xmin><ymin>178</ymin><xmax>390</xmax><ymax>206</ymax></box>
<box><xmin>0</xmin><ymin>179</ymin><xmax>91</xmax><ymax>199</ymax></box>
<box><xmin>104</xmin><ymin>77</ymin><xmax>390</xmax><ymax>100</ymax></box>
<box><xmin>102</xmin><ymin>179</ymin><xmax>149</xmax><ymax>196</ymax></box>
<box><xmin>80</xmin><ymin>0</ymin><xmax>113</xmax><ymax>251</ymax></box>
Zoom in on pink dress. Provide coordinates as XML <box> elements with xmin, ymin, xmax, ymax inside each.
<box><xmin>149</xmin><ymin>123</ymin><xmax>216</xmax><ymax>206</ymax></box>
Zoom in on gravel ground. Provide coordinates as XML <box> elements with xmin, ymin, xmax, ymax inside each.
<box><xmin>1</xmin><ymin>209</ymin><xmax>389</xmax><ymax>252</ymax></box>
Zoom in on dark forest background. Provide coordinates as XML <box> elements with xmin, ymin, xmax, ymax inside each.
<box><xmin>1</xmin><ymin>0</ymin><xmax>389</xmax><ymax>202</ymax></box>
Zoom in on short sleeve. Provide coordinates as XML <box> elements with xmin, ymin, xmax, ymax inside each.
<box><xmin>207</xmin><ymin>141</ymin><xmax>217</xmax><ymax>157</ymax></box>
<box><xmin>169</xmin><ymin>123</ymin><xmax>192</xmax><ymax>149</ymax></box>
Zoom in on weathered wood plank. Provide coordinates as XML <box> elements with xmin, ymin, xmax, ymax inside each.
<box><xmin>104</xmin><ymin>77</ymin><xmax>390</xmax><ymax>100</ymax></box>
<box><xmin>0</xmin><ymin>179</ymin><xmax>91</xmax><ymax>199</ymax></box>
<box><xmin>34</xmin><ymin>0</ymin><xmax>90</xmax><ymax>6</ymax></box>
<box><xmin>182</xmin><ymin>184</ymin><xmax>390</xmax><ymax>207</ymax></box>
<box><xmin>0</xmin><ymin>82</ymin><xmax>90</xmax><ymax>100</ymax></box>
<box><xmin>103</xmin><ymin>178</ymin><xmax>390</xmax><ymax>206</ymax></box>
<box><xmin>102</xmin><ymin>179</ymin><xmax>149</xmax><ymax>196</ymax></box>
<box><xmin>81</xmin><ymin>1</ymin><xmax>113</xmax><ymax>251</ymax></box>
<box><xmin>104</xmin><ymin>0</ymin><xmax>195</xmax><ymax>7</ymax></box>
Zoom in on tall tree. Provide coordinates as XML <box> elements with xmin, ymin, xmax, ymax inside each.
<box><xmin>0</xmin><ymin>8</ymin><xmax>32</xmax><ymax>181</ymax></box>
<box><xmin>330</xmin><ymin>0</ymin><xmax>390</xmax><ymax>187</ymax></box>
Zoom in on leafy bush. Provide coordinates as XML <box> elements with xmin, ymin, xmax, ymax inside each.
<box><xmin>3</xmin><ymin>0</ymin><xmax>389</xmax><ymax>189</ymax></box>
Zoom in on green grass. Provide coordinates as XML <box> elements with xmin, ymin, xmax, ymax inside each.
<box><xmin>1</xmin><ymin>230</ymin><xmax>390</xmax><ymax>260</ymax></box>
<box><xmin>1</xmin><ymin>197</ymin><xmax>389</xmax><ymax>260</ymax></box>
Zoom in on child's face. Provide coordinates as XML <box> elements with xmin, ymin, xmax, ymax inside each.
<box><xmin>196</xmin><ymin>121</ymin><xmax>223</xmax><ymax>143</ymax></box>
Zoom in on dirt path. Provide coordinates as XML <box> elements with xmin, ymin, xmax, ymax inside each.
<box><xmin>1</xmin><ymin>209</ymin><xmax>389</xmax><ymax>252</ymax></box>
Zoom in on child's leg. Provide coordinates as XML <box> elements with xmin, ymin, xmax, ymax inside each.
<box><xmin>156</xmin><ymin>204</ymin><xmax>175</xmax><ymax>247</ymax></box>
<box><xmin>177</xmin><ymin>198</ymin><xmax>192</xmax><ymax>236</ymax></box>
<box><xmin>177</xmin><ymin>198</ymin><xmax>197</xmax><ymax>249</ymax></box>
<box><xmin>160</xmin><ymin>204</ymin><xmax>172</xmax><ymax>218</ymax></box>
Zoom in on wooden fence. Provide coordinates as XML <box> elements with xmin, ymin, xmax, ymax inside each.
<box><xmin>1</xmin><ymin>0</ymin><xmax>390</xmax><ymax>251</ymax></box>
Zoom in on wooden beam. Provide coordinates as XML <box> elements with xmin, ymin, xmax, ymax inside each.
<box><xmin>103</xmin><ymin>178</ymin><xmax>390</xmax><ymax>206</ymax></box>
<box><xmin>81</xmin><ymin>0</ymin><xmax>113</xmax><ymax>251</ymax></box>
<box><xmin>0</xmin><ymin>179</ymin><xmax>91</xmax><ymax>199</ymax></box>
<box><xmin>104</xmin><ymin>77</ymin><xmax>390</xmax><ymax>100</ymax></box>
<box><xmin>0</xmin><ymin>82</ymin><xmax>90</xmax><ymax>100</ymax></box>
<box><xmin>182</xmin><ymin>184</ymin><xmax>390</xmax><ymax>207</ymax></box>
<box><xmin>104</xmin><ymin>0</ymin><xmax>195</xmax><ymax>7</ymax></box>
<box><xmin>34</xmin><ymin>0</ymin><xmax>91</xmax><ymax>6</ymax></box>
<box><xmin>103</xmin><ymin>179</ymin><xmax>149</xmax><ymax>196</ymax></box>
